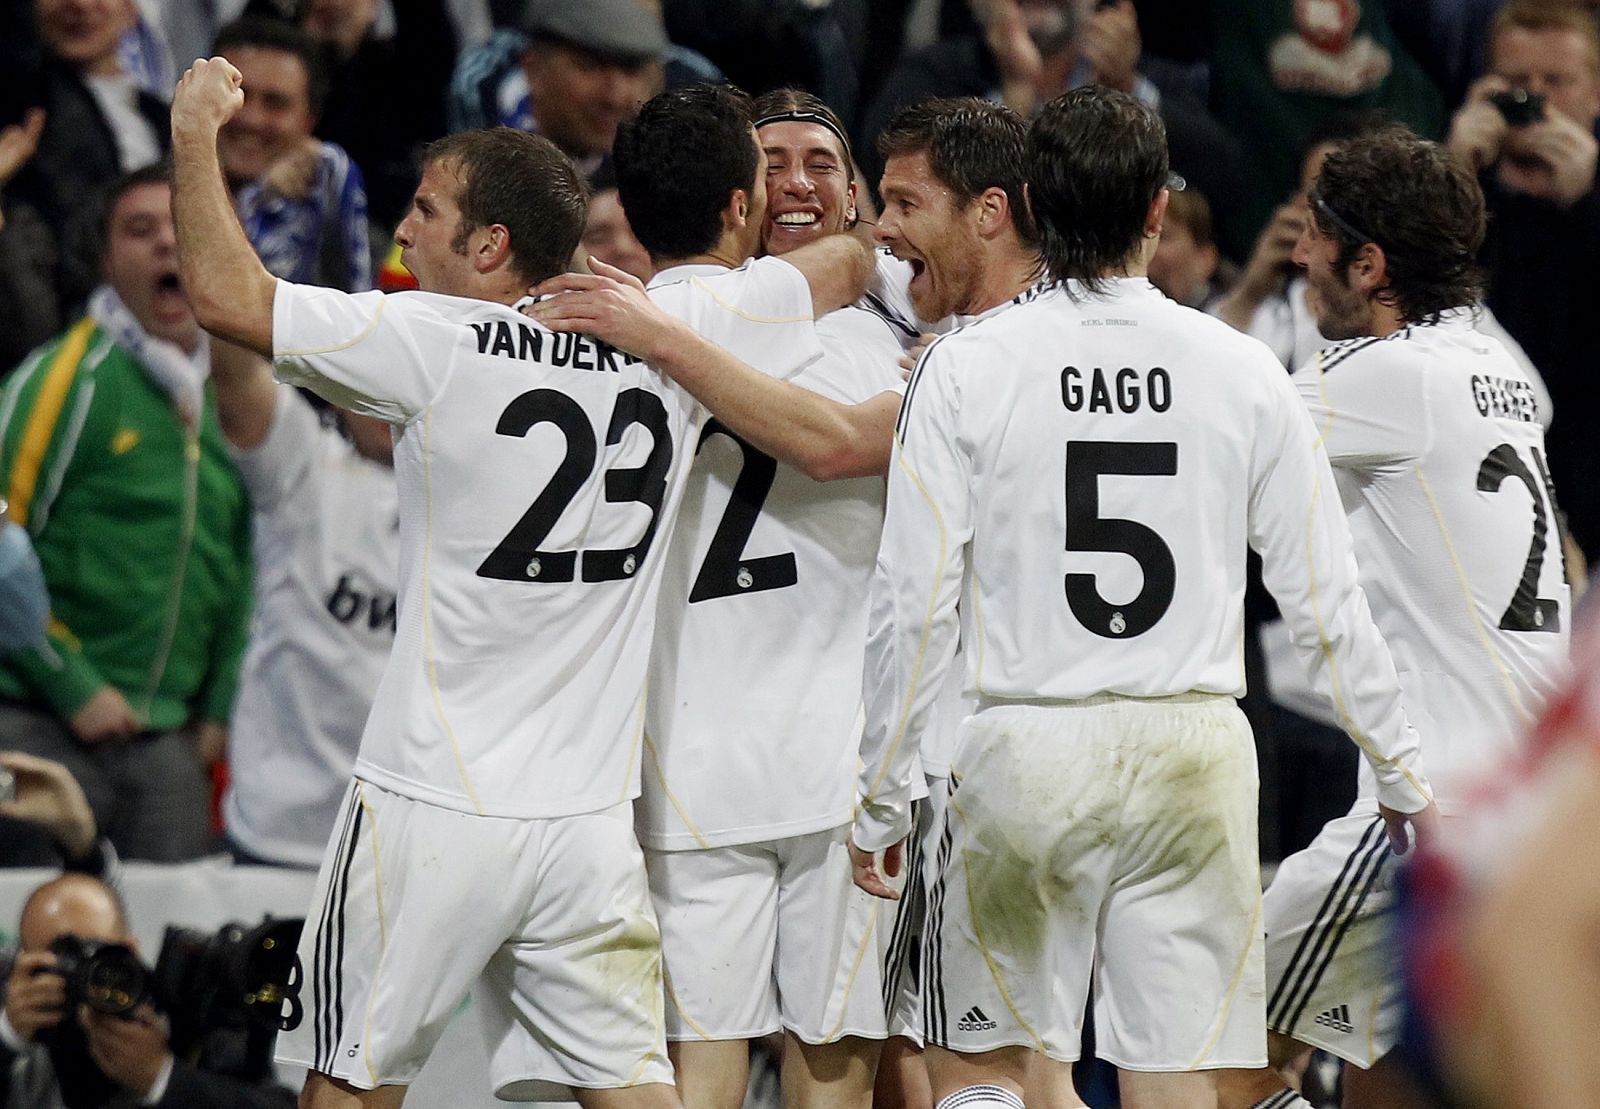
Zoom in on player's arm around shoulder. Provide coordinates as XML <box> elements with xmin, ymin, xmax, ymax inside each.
<box><xmin>765</xmin><ymin>229</ymin><xmax>875</xmax><ymax>318</ymax></box>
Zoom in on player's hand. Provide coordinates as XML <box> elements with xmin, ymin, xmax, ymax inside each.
<box><xmin>4</xmin><ymin>951</ymin><xmax>66</xmax><ymax>1042</ymax></box>
<box><xmin>1448</xmin><ymin>75</ymin><xmax>1511</xmax><ymax>175</ymax></box>
<box><xmin>1085</xmin><ymin>0</ymin><xmax>1142</xmax><ymax>94</ymax></box>
<box><xmin>0</xmin><ymin>108</ymin><xmax>45</xmax><ymax>187</ymax></box>
<box><xmin>900</xmin><ymin>332</ymin><xmax>939</xmax><ymax>376</ymax></box>
<box><xmin>1238</xmin><ymin>201</ymin><xmax>1306</xmax><ymax>301</ymax></box>
<box><xmin>0</xmin><ymin>750</ymin><xmax>97</xmax><ymax>859</ymax></box>
<box><xmin>1379</xmin><ymin>800</ymin><xmax>1440</xmax><ymax>856</ymax></box>
<box><xmin>262</xmin><ymin>136</ymin><xmax>323</xmax><ymax>201</ymax></box>
<box><xmin>1503</xmin><ymin>112</ymin><xmax>1599</xmax><ymax>207</ymax></box>
<box><xmin>171</xmin><ymin>57</ymin><xmax>246</xmax><ymax>138</ymax></box>
<box><xmin>849</xmin><ymin>838</ymin><xmax>903</xmax><ymax>900</ymax></box>
<box><xmin>526</xmin><ymin>258</ymin><xmax>689</xmax><ymax>363</ymax></box>
<box><xmin>82</xmin><ymin>1004</ymin><xmax>173</xmax><ymax>1097</ymax></box>
<box><xmin>69</xmin><ymin>687</ymin><xmax>142</xmax><ymax>744</ymax></box>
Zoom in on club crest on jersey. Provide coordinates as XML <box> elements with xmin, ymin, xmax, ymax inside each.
<box><xmin>1061</xmin><ymin>366</ymin><xmax>1172</xmax><ymax>414</ymax></box>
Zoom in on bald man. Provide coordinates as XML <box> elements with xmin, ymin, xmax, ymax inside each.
<box><xmin>0</xmin><ymin>874</ymin><xmax>295</xmax><ymax>1108</ymax></box>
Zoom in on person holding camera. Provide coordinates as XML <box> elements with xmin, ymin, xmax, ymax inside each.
<box><xmin>1447</xmin><ymin>0</ymin><xmax>1600</xmax><ymax>572</ymax></box>
<box><xmin>0</xmin><ymin>874</ymin><xmax>295</xmax><ymax>1109</ymax></box>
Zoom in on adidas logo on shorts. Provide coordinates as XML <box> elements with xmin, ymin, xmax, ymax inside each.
<box><xmin>957</xmin><ymin>1006</ymin><xmax>998</xmax><ymax>1032</ymax></box>
<box><xmin>1314</xmin><ymin>1004</ymin><xmax>1354</xmax><ymax>1035</ymax></box>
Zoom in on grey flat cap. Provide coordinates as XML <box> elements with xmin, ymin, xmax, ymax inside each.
<box><xmin>521</xmin><ymin>0</ymin><xmax>669</xmax><ymax>61</ymax></box>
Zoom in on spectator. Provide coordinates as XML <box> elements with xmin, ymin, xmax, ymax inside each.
<box><xmin>0</xmin><ymin>751</ymin><xmax>101</xmax><ymax>871</ymax></box>
<box><xmin>0</xmin><ymin>108</ymin><xmax>58</xmax><ymax>382</ymax></box>
<box><xmin>0</xmin><ymin>166</ymin><xmax>253</xmax><ymax>863</ymax></box>
<box><xmin>577</xmin><ymin>159</ymin><xmax>653</xmax><ymax>282</ymax></box>
<box><xmin>1148</xmin><ymin>186</ymin><xmax>1221</xmax><ymax>309</ymax></box>
<box><xmin>1448</xmin><ymin>0</ymin><xmax>1600</xmax><ymax>561</ymax></box>
<box><xmin>0</xmin><ymin>873</ymin><xmax>296</xmax><ymax>1108</ymax></box>
<box><xmin>447</xmin><ymin>0</ymin><xmax>682</xmax><ymax>176</ymax></box>
<box><xmin>1209</xmin><ymin>0</ymin><xmax>1445</xmax><ymax>261</ymax></box>
<box><xmin>0</xmin><ymin>0</ymin><xmax>168</xmax><ymax>248</ymax></box>
<box><xmin>214</xmin><ymin>16</ymin><xmax>375</xmax><ymax>291</ymax></box>
<box><xmin>300</xmin><ymin>0</ymin><xmax>458</xmax><ymax>233</ymax></box>
<box><xmin>208</xmin><ymin>338</ymin><xmax>398</xmax><ymax>869</ymax></box>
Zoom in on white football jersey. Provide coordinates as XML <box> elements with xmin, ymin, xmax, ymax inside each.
<box><xmin>223</xmin><ymin>388</ymin><xmax>398</xmax><ymax>865</ymax></box>
<box><xmin>1293</xmin><ymin>311</ymin><xmax>1570</xmax><ymax>810</ymax></box>
<box><xmin>854</xmin><ymin>277</ymin><xmax>1432</xmax><ymax>849</ymax></box>
<box><xmin>271</xmin><ymin>270</ymin><xmax>819</xmax><ymax>819</ymax></box>
<box><xmin>639</xmin><ymin>288</ymin><xmax>905</xmax><ymax>850</ymax></box>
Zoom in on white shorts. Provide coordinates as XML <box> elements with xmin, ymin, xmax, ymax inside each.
<box><xmin>646</xmin><ymin>824</ymin><xmax>887</xmax><ymax>1044</ymax></box>
<box><xmin>925</xmin><ymin>696</ymin><xmax>1266</xmax><ymax>1071</ymax></box>
<box><xmin>1263</xmin><ymin>802</ymin><xmax>1399</xmax><ymax>1068</ymax></box>
<box><xmin>880</xmin><ymin>779</ymin><xmax>949</xmax><ymax>1045</ymax></box>
<box><xmin>277</xmin><ymin>780</ymin><xmax>674</xmax><ymax>1100</ymax></box>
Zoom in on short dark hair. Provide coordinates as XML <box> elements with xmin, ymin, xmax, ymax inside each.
<box><xmin>753</xmin><ymin>88</ymin><xmax>854</xmax><ymax>184</ymax></box>
<box><xmin>877</xmin><ymin>97</ymin><xmax>1036</xmax><ymax>243</ymax></box>
<box><xmin>1164</xmin><ymin>188</ymin><xmax>1214</xmax><ymax>249</ymax></box>
<box><xmin>613</xmin><ymin>86</ymin><xmax>757</xmax><ymax>260</ymax></box>
<box><xmin>213</xmin><ymin>15</ymin><xmax>330</xmax><ymax>117</ymax></box>
<box><xmin>1027</xmin><ymin>87</ymin><xmax>1168</xmax><ymax>291</ymax></box>
<box><xmin>421</xmin><ymin>128</ymin><xmax>589</xmax><ymax>285</ymax></box>
<box><xmin>1310</xmin><ymin>125</ymin><xmax>1486</xmax><ymax>323</ymax></box>
<box><xmin>97</xmin><ymin>163</ymin><xmax>172</xmax><ymax>256</ymax></box>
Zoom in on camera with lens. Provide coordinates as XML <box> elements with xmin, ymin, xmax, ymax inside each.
<box><xmin>45</xmin><ymin>917</ymin><xmax>302</xmax><ymax>1077</ymax></box>
<box><xmin>47</xmin><ymin>936</ymin><xmax>150</xmax><ymax>1016</ymax></box>
<box><xmin>1489</xmin><ymin>87</ymin><xmax>1547</xmax><ymax>128</ymax></box>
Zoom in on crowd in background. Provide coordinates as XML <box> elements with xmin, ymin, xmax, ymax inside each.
<box><xmin>0</xmin><ymin>0</ymin><xmax>1593</xmax><ymax>874</ymax></box>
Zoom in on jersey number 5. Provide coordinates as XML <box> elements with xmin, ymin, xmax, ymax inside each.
<box><xmin>1065</xmin><ymin>440</ymin><xmax>1178</xmax><ymax>639</ymax></box>
<box><xmin>1477</xmin><ymin>442</ymin><xmax>1564</xmax><ymax>633</ymax></box>
<box><xmin>476</xmin><ymin>388</ymin><xmax>673</xmax><ymax>583</ymax></box>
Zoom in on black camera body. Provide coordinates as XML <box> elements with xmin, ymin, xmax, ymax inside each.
<box><xmin>46</xmin><ymin>936</ymin><xmax>150</xmax><ymax>1016</ymax></box>
<box><xmin>153</xmin><ymin>917</ymin><xmax>305</xmax><ymax>1058</ymax></box>
<box><xmin>1490</xmin><ymin>87</ymin><xmax>1547</xmax><ymax>128</ymax></box>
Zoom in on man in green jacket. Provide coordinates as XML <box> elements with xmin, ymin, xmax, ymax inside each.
<box><xmin>0</xmin><ymin>164</ymin><xmax>252</xmax><ymax>864</ymax></box>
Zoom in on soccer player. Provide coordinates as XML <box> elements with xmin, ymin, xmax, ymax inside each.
<box><xmin>847</xmin><ymin>86</ymin><xmax>1437</xmax><ymax>1109</ymax></box>
<box><xmin>169</xmin><ymin>60</ymin><xmax>852</xmax><ymax>1109</ymax></box>
<box><xmin>1215</xmin><ymin>127</ymin><xmax>1571</xmax><ymax>1109</ymax></box>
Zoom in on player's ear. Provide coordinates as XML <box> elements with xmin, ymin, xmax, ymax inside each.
<box><xmin>725</xmin><ymin>187</ymin><xmax>751</xmax><ymax>233</ymax></box>
<box><xmin>1349</xmin><ymin>241</ymin><xmax>1388</xmax><ymax>293</ymax></box>
<box><xmin>1146</xmin><ymin>188</ymin><xmax>1172</xmax><ymax>240</ymax></box>
<box><xmin>477</xmin><ymin>223</ymin><xmax>513</xmax><ymax>274</ymax></box>
<box><xmin>973</xmin><ymin>186</ymin><xmax>1010</xmax><ymax>238</ymax></box>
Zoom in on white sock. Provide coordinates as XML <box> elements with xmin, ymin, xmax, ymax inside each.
<box><xmin>936</xmin><ymin>1084</ymin><xmax>1027</xmax><ymax>1109</ymax></box>
<box><xmin>1252</xmin><ymin>1090</ymin><xmax>1315</xmax><ymax>1109</ymax></box>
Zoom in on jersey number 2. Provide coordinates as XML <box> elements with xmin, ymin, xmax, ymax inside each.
<box><xmin>689</xmin><ymin>420</ymin><xmax>797</xmax><ymax>602</ymax></box>
<box><xmin>1064</xmin><ymin>440</ymin><xmax>1178</xmax><ymax>639</ymax></box>
<box><xmin>476</xmin><ymin>388</ymin><xmax>673</xmax><ymax>583</ymax></box>
<box><xmin>1477</xmin><ymin>442</ymin><xmax>1564</xmax><ymax>633</ymax></box>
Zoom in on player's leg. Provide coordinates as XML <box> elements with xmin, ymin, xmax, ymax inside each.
<box><xmin>1024</xmin><ymin>1052</ymin><xmax>1088</xmax><ymax>1109</ymax></box>
<box><xmin>1340</xmin><ymin>1054</ymin><xmax>1433</xmax><ymax>1109</ymax></box>
<box><xmin>1215</xmin><ymin>806</ymin><xmax>1402</xmax><ymax>1109</ymax></box>
<box><xmin>875</xmin><ymin>1037</ymin><xmax>933</xmax><ymax>1109</ymax></box>
<box><xmin>921</xmin><ymin>706</ymin><xmax>1117</xmax><ymax>1109</ymax></box>
<box><xmin>1093</xmin><ymin>698</ymin><xmax>1263</xmax><ymax>1109</ymax></box>
<box><xmin>280</xmin><ymin>781</ymin><xmax>533</xmax><ymax>1106</ymax></box>
<box><xmin>574</xmin><ymin>1082</ymin><xmax>687</xmax><ymax>1109</ymax></box>
<box><xmin>1213</xmin><ymin>1032</ymin><xmax>1314</xmax><ymax>1108</ymax></box>
<box><xmin>773</xmin><ymin>826</ymin><xmax>888</xmax><ymax>1109</ymax></box>
<box><xmin>642</xmin><ymin>840</ymin><xmax>781</xmax><ymax>1109</ymax></box>
<box><xmin>299</xmin><ymin>1072</ymin><xmax>406</xmax><ymax>1109</ymax></box>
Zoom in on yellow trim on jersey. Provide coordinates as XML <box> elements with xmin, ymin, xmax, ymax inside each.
<box><xmin>417</xmin><ymin>406</ymin><xmax>485</xmax><ymax>812</ymax></box>
<box><xmin>948</xmin><ymin>789</ymin><xmax>1049</xmax><ymax>1054</ymax></box>
<box><xmin>275</xmin><ymin>291</ymin><xmax>388</xmax><ymax>357</ymax></box>
<box><xmin>45</xmin><ymin>616</ymin><xmax>80</xmax><ymax>650</ymax></box>
<box><xmin>971</xmin><ymin>571</ymin><xmax>989</xmax><ymax>698</ymax></box>
<box><xmin>1413</xmin><ymin>465</ymin><xmax>1528</xmax><ymax>722</ymax></box>
<box><xmin>661</xmin><ymin>965</ymin><xmax>716</xmax><ymax>1042</ymax></box>
<box><xmin>1301</xmin><ymin>476</ymin><xmax>1431</xmax><ymax>802</ymax></box>
<box><xmin>355</xmin><ymin>783</ymin><xmax>390</xmax><ymax>1086</ymax></box>
<box><xmin>861</xmin><ymin>448</ymin><xmax>948</xmax><ymax>809</ymax></box>
<box><xmin>642</xmin><ymin>732</ymin><xmax>712</xmax><ymax>849</ymax></box>
<box><xmin>1186</xmin><ymin>893</ymin><xmax>1262</xmax><ymax>1068</ymax></box>
<box><xmin>687</xmin><ymin>276</ymin><xmax>812</xmax><ymax>325</ymax></box>
<box><xmin>618</xmin><ymin>687</ymin><xmax>647</xmax><ymax>806</ymax></box>
<box><xmin>820</xmin><ymin>906</ymin><xmax>879</xmax><ymax>1043</ymax></box>
<box><xmin>9</xmin><ymin>318</ymin><xmax>94</xmax><ymax>526</ymax></box>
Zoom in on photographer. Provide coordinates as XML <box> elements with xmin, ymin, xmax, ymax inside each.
<box><xmin>0</xmin><ymin>874</ymin><xmax>294</xmax><ymax>1109</ymax></box>
<box><xmin>1446</xmin><ymin>0</ymin><xmax>1600</xmax><ymax>567</ymax></box>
